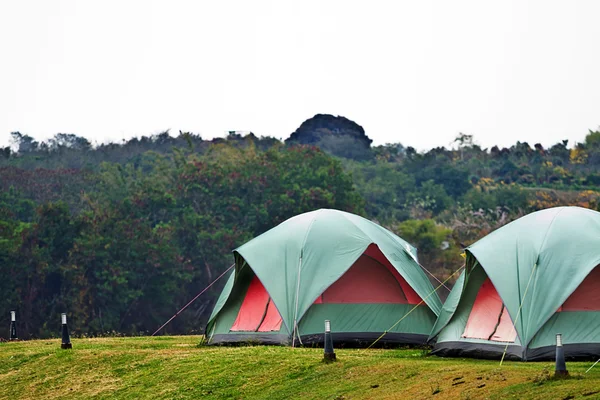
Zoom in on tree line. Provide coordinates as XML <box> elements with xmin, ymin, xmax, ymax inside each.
<box><xmin>1</xmin><ymin>120</ymin><xmax>600</xmax><ymax>339</ymax></box>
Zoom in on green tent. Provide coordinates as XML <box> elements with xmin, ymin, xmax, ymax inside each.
<box><xmin>207</xmin><ymin>209</ymin><xmax>442</xmax><ymax>346</ymax></box>
<box><xmin>430</xmin><ymin>206</ymin><xmax>600</xmax><ymax>360</ymax></box>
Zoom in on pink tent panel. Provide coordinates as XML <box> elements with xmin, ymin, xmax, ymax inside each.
<box><xmin>230</xmin><ymin>276</ymin><xmax>270</xmax><ymax>331</ymax></box>
<box><xmin>257</xmin><ymin>298</ymin><xmax>283</xmax><ymax>332</ymax></box>
<box><xmin>562</xmin><ymin>266</ymin><xmax>600</xmax><ymax>311</ymax></box>
<box><xmin>462</xmin><ymin>278</ymin><xmax>516</xmax><ymax>342</ymax></box>
<box><xmin>322</xmin><ymin>253</ymin><xmax>408</xmax><ymax>304</ymax></box>
<box><xmin>363</xmin><ymin>244</ymin><xmax>423</xmax><ymax>304</ymax></box>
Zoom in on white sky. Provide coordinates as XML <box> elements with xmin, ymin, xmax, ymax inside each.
<box><xmin>1</xmin><ymin>0</ymin><xmax>599</xmax><ymax>150</ymax></box>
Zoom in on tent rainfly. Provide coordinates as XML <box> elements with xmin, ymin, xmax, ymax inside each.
<box><xmin>206</xmin><ymin>209</ymin><xmax>443</xmax><ymax>346</ymax></box>
<box><xmin>430</xmin><ymin>206</ymin><xmax>600</xmax><ymax>361</ymax></box>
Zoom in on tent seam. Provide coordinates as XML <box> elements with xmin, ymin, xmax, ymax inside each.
<box><xmin>292</xmin><ymin>209</ymin><xmax>323</xmax><ymax>346</ymax></box>
<box><xmin>294</xmin><ymin>209</ymin><xmax>372</xmax><ymax>325</ymax></box>
<box><xmin>524</xmin><ymin>257</ymin><xmax>600</xmax><ymax>350</ymax></box>
<box><xmin>537</xmin><ymin>207</ymin><xmax>566</xmax><ymax>256</ymax></box>
<box><xmin>520</xmin><ymin>207</ymin><xmax>567</xmax><ymax>348</ymax></box>
<box><xmin>294</xmin><ymin>242</ymin><xmax>371</xmax><ymax>325</ymax></box>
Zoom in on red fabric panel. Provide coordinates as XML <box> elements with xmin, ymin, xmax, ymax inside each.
<box><xmin>322</xmin><ymin>254</ymin><xmax>407</xmax><ymax>303</ymax></box>
<box><xmin>313</xmin><ymin>295</ymin><xmax>323</xmax><ymax>304</ymax></box>
<box><xmin>462</xmin><ymin>278</ymin><xmax>516</xmax><ymax>342</ymax></box>
<box><xmin>562</xmin><ymin>266</ymin><xmax>600</xmax><ymax>311</ymax></box>
<box><xmin>230</xmin><ymin>276</ymin><xmax>270</xmax><ymax>331</ymax></box>
<box><xmin>363</xmin><ymin>244</ymin><xmax>422</xmax><ymax>304</ymax></box>
<box><xmin>257</xmin><ymin>299</ymin><xmax>283</xmax><ymax>332</ymax></box>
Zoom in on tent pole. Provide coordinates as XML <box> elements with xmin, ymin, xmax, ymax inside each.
<box><xmin>500</xmin><ymin>262</ymin><xmax>538</xmax><ymax>365</ymax></box>
<box><xmin>292</xmin><ymin>255</ymin><xmax>303</xmax><ymax>348</ymax></box>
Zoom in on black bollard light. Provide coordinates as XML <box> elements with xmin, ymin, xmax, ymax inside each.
<box><xmin>323</xmin><ymin>320</ymin><xmax>336</xmax><ymax>362</ymax></box>
<box><xmin>61</xmin><ymin>313</ymin><xmax>72</xmax><ymax>349</ymax></box>
<box><xmin>9</xmin><ymin>311</ymin><xmax>17</xmax><ymax>341</ymax></box>
<box><xmin>555</xmin><ymin>333</ymin><xmax>568</xmax><ymax>376</ymax></box>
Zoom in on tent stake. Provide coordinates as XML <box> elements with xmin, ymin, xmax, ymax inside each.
<box><xmin>554</xmin><ymin>333</ymin><xmax>568</xmax><ymax>376</ymax></box>
<box><xmin>9</xmin><ymin>311</ymin><xmax>17</xmax><ymax>341</ymax></box>
<box><xmin>61</xmin><ymin>313</ymin><xmax>72</xmax><ymax>349</ymax></box>
<box><xmin>323</xmin><ymin>320</ymin><xmax>336</xmax><ymax>362</ymax></box>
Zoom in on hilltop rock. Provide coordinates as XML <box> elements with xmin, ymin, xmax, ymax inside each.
<box><xmin>286</xmin><ymin>114</ymin><xmax>373</xmax><ymax>159</ymax></box>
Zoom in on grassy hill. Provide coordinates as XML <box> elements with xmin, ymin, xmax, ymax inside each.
<box><xmin>1</xmin><ymin>336</ymin><xmax>599</xmax><ymax>399</ymax></box>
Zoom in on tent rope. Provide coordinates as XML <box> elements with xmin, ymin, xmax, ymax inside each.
<box><xmin>586</xmin><ymin>358</ymin><xmax>600</xmax><ymax>373</ymax></box>
<box><xmin>499</xmin><ymin>262</ymin><xmax>538</xmax><ymax>365</ymax></box>
<box><xmin>151</xmin><ymin>263</ymin><xmax>235</xmax><ymax>336</ymax></box>
<box><xmin>365</xmin><ymin>264</ymin><xmax>465</xmax><ymax>350</ymax></box>
<box><xmin>417</xmin><ymin>261</ymin><xmax>451</xmax><ymax>292</ymax></box>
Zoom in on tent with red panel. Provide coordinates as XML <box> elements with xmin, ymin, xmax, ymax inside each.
<box><xmin>206</xmin><ymin>209</ymin><xmax>442</xmax><ymax>346</ymax></box>
<box><xmin>430</xmin><ymin>206</ymin><xmax>600</xmax><ymax>360</ymax></box>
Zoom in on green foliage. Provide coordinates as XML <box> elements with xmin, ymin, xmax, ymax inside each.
<box><xmin>345</xmin><ymin>161</ymin><xmax>415</xmax><ymax>222</ymax></box>
<box><xmin>0</xmin><ymin>142</ymin><xmax>363</xmax><ymax>338</ymax></box>
<box><xmin>404</xmin><ymin>153</ymin><xmax>471</xmax><ymax>199</ymax></box>
<box><xmin>463</xmin><ymin>184</ymin><xmax>531</xmax><ymax>212</ymax></box>
<box><xmin>397</xmin><ymin>219</ymin><xmax>450</xmax><ymax>253</ymax></box>
<box><xmin>395</xmin><ymin>219</ymin><xmax>460</xmax><ymax>276</ymax></box>
<box><xmin>3</xmin><ymin>125</ymin><xmax>600</xmax><ymax>338</ymax></box>
<box><xmin>584</xmin><ymin>130</ymin><xmax>600</xmax><ymax>148</ymax></box>
<box><xmin>407</xmin><ymin>180</ymin><xmax>453</xmax><ymax>216</ymax></box>
<box><xmin>314</xmin><ymin>134</ymin><xmax>373</xmax><ymax>160</ymax></box>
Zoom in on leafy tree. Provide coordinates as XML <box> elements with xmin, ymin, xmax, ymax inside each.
<box><xmin>406</xmin><ymin>180</ymin><xmax>452</xmax><ymax>217</ymax></box>
<box><xmin>395</xmin><ymin>219</ymin><xmax>460</xmax><ymax>282</ymax></box>
<box><xmin>345</xmin><ymin>161</ymin><xmax>415</xmax><ymax>222</ymax></box>
<box><xmin>585</xmin><ymin>130</ymin><xmax>600</xmax><ymax>148</ymax></box>
<box><xmin>10</xmin><ymin>132</ymin><xmax>39</xmax><ymax>153</ymax></box>
<box><xmin>453</xmin><ymin>132</ymin><xmax>474</xmax><ymax>161</ymax></box>
<box><xmin>48</xmin><ymin>133</ymin><xmax>92</xmax><ymax>152</ymax></box>
<box><xmin>4</xmin><ymin>124</ymin><xmax>600</xmax><ymax>338</ymax></box>
<box><xmin>463</xmin><ymin>181</ymin><xmax>531</xmax><ymax>212</ymax></box>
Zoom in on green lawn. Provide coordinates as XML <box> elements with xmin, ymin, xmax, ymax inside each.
<box><xmin>1</xmin><ymin>336</ymin><xmax>599</xmax><ymax>399</ymax></box>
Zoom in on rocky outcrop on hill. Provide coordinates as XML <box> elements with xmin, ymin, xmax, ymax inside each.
<box><xmin>286</xmin><ymin>114</ymin><xmax>373</xmax><ymax>159</ymax></box>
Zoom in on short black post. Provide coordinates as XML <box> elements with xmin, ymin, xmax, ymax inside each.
<box><xmin>323</xmin><ymin>320</ymin><xmax>336</xmax><ymax>362</ymax></box>
<box><xmin>555</xmin><ymin>333</ymin><xmax>568</xmax><ymax>376</ymax></box>
<box><xmin>9</xmin><ymin>311</ymin><xmax>17</xmax><ymax>341</ymax></box>
<box><xmin>61</xmin><ymin>313</ymin><xmax>72</xmax><ymax>349</ymax></box>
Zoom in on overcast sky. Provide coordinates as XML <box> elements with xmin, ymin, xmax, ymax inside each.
<box><xmin>1</xmin><ymin>0</ymin><xmax>599</xmax><ymax>150</ymax></box>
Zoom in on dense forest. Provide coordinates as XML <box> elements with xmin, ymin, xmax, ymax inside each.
<box><xmin>2</xmin><ymin>114</ymin><xmax>600</xmax><ymax>339</ymax></box>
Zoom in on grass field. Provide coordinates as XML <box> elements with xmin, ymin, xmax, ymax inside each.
<box><xmin>1</xmin><ymin>336</ymin><xmax>599</xmax><ymax>400</ymax></box>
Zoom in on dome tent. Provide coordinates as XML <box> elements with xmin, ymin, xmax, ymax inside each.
<box><xmin>430</xmin><ymin>207</ymin><xmax>600</xmax><ymax>361</ymax></box>
<box><xmin>206</xmin><ymin>209</ymin><xmax>442</xmax><ymax>346</ymax></box>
